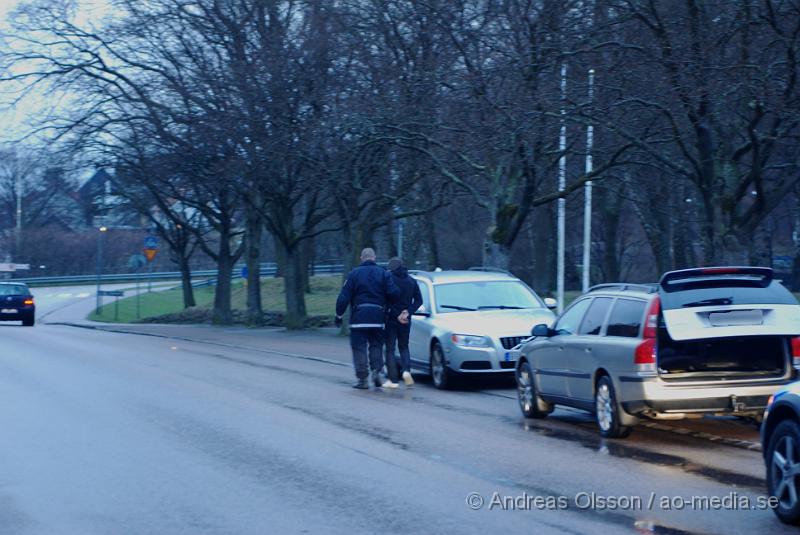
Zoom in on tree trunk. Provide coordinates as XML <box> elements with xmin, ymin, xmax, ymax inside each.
<box><xmin>245</xmin><ymin>210</ymin><xmax>264</xmax><ymax>326</ymax></box>
<box><xmin>178</xmin><ymin>254</ymin><xmax>196</xmax><ymax>308</ymax></box>
<box><xmin>483</xmin><ymin>236</ymin><xmax>511</xmax><ymax>270</ymax></box>
<box><xmin>273</xmin><ymin>234</ymin><xmax>286</xmax><ymax>278</ymax></box>
<box><xmin>530</xmin><ymin>204</ymin><xmax>555</xmax><ymax>294</ymax></box>
<box><xmin>213</xmin><ymin>236</ymin><xmax>234</xmax><ymax>325</ymax></box>
<box><xmin>301</xmin><ymin>236</ymin><xmax>314</xmax><ymax>294</ymax></box>
<box><xmin>283</xmin><ymin>245</ymin><xmax>307</xmax><ymax>329</ymax></box>
<box><xmin>424</xmin><ymin>209</ymin><xmax>440</xmax><ymax>269</ymax></box>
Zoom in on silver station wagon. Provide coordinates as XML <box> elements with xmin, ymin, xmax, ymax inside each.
<box><xmin>515</xmin><ymin>267</ymin><xmax>800</xmax><ymax>438</ymax></box>
<box><xmin>407</xmin><ymin>269</ymin><xmax>556</xmax><ymax>389</ymax></box>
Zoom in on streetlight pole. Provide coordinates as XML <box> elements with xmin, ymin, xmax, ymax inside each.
<box><xmin>582</xmin><ymin>69</ymin><xmax>595</xmax><ymax>293</ymax></box>
<box><xmin>95</xmin><ymin>225</ymin><xmax>107</xmax><ymax>313</ymax></box>
<box><xmin>15</xmin><ymin>172</ymin><xmax>22</xmax><ymax>255</ymax></box>
<box><xmin>557</xmin><ymin>63</ymin><xmax>567</xmax><ymax>314</ymax></box>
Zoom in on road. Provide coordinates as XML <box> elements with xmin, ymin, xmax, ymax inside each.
<box><xmin>0</xmin><ymin>285</ymin><xmax>791</xmax><ymax>534</ymax></box>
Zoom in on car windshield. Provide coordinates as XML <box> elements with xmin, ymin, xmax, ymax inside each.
<box><xmin>434</xmin><ymin>280</ymin><xmax>544</xmax><ymax>313</ymax></box>
<box><xmin>0</xmin><ymin>285</ymin><xmax>29</xmax><ymax>296</ymax></box>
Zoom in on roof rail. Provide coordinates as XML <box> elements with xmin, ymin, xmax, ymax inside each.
<box><xmin>587</xmin><ymin>283</ymin><xmax>657</xmax><ymax>293</ymax></box>
<box><xmin>468</xmin><ymin>266</ymin><xmax>513</xmax><ymax>276</ymax></box>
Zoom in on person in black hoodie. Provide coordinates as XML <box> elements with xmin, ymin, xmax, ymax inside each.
<box><xmin>336</xmin><ymin>248</ymin><xmax>401</xmax><ymax>389</ymax></box>
<box><xmin>384</xmin><ymin>257</ymin><xmax>423</xmax><ymax>387</ymax></box>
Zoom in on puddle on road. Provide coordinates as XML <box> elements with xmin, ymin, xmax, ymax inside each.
<box><xmin>518</xmin><ymin>420</ymin><xmax>764</xmax><ymax>490</ymax></box>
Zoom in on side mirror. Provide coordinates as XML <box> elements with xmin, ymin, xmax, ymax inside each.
<box><xmin>544</xmin><ymin>297</ymin><xmax>558</xmax><ymax>310</ymax></box>
<box><xmin>413</xmin><ymin>304</ymin><xmax>431</xmax><ymax>317</ymax></box>
<box><xmin>531</xmin><ymin>323</ymin><xmax>550</xmax><ymax>337</ymax></box>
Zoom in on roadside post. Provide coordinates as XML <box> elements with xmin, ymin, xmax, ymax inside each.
<box><xmin>143</xmin><ymin>235</ymin><xmax>159</xmax><ymax>292</ymax></box>
<box><xmin>97</xmin><ymin>290</ymin><xmax>124</xmax><ymax>320</ymax></box>
<box><xmin>128</xmin><ymin>254</ymin><xmax>147</xmax><ymax>319</ymax></box>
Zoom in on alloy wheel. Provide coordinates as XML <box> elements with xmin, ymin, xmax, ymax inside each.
<box><xmin>771</xmin><ymin>435</ymin><xmax>800</xmax><ymax>510</ymax></box>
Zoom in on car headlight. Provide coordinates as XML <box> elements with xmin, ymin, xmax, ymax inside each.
<box><xmin>451</xmin><ymin>334</ymin><xmax>491</xmax><ymax>348</ymax></box>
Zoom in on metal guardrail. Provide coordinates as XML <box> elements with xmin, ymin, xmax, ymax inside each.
<box><xmin>8</xmin><ymin>263</ymin><xmax>345</xmax><ymax>286</ymax></box>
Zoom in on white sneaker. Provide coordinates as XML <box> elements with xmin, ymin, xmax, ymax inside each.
<box><xmin>402</xmin><ymin>371</ymin><xmax>414</xmax><ymax>386</ymax></box>
<box><xmin>382</xmin><ymin>380</ymin><xmax>399</xmax><ymax>389</ymax></box>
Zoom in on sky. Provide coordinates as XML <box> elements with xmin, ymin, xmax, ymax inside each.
<box><xmin>0</xmin><ymin>0</ymin><xmax>112</xmax><ymax>146</ymax></box>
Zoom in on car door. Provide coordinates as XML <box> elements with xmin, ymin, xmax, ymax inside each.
<box><xmin>566</xmin><ymin>297</ymin><xmax>614</xmax><ymax>404</ymax></box>
<box><xmin>409</xmin><ymin>279</ymin><xmax>434</xmax><ymax>370</ymax></box>
<box><xmin>533</xmin><ymin>297</ymin><xmax>593</xmax><ymax>396</ymax></box>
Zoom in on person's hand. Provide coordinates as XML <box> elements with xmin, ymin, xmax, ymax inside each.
<box><xmin>398</xmin><ymin>310</ymin><xmax>410</xmax><ymax>325</ymax></box>
<box><xmin>335</xmin><ymin>315</ymin><xmax>343</xmax><ymax>328</ymax></box>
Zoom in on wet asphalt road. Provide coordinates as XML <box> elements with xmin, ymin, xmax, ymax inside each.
<box><xmin>0</xmin><ymin>286</ymin><xmax>794</xmax><ymax>534</ymax></box>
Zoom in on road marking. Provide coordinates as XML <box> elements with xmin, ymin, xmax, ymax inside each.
<box><xmin>76</xmin><ymin>293</ymin><xmax>91</xmax><ymax>298</ymax></box>
<box><xmin>57</xmin><ymin>293</ymin><xmax>73</xmax><ymax>298</ymax></box>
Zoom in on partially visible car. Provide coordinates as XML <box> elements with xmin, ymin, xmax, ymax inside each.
<box><xmin>516</xmin><ymin>267</ymin><xmax>800</xmax><ymax>438</ymax></box>
<box><xmin>762</xmin><ymin>381</ymin><xmax>800</xmax><ymax>525</ymax></box>
<box><xmin>407</xmin><ymin>268</ymin><xmax>556</xmax><ymax>389</ymax></box>
<box><xmin>0</xmin><ymin>282</ymin><xmax>35</xmax><ymax>326</ymax></box>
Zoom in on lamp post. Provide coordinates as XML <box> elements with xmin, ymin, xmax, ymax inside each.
<box><xmin>95</xmin><ymin>225</ymin><xmax>108</xmax><ymax>313</ymax></box>
<box><xmin>582</xmin><ymin>68</ymin><xmax>595</xmax><ymax>293</ymax></box>
<box><xmin>556</xmin><ymin>62</ymin><xmax>567</xmax><ymax>314</ymax></box>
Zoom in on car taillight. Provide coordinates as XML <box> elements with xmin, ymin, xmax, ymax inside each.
<box><xmin>635</xmin><ymin>296</ymin><xmax>660</xmax><ymax>373</ymax></box>
<box><xmin>792</xmin><ymin>337</ymin><xmax>800</xmax><ymax>369</ymax></box>
<box><xmin>23</xmin><ymin>299</ymin><xmax>33</xmax><ymax>305</ymax></box>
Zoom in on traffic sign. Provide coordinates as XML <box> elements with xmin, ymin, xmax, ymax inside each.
<box><xmin>241</xmin><ymin>265</ymin><xmax>249</xmax><ymax>279</ymax></box>
<box><xmin>144</xmin><ymin>235</ymin><xmax>159</xmax><ymax>262</ymax></box>
<box><xmin>0</xmin><ymin>263</ymin><xmax>31</xmax><ymax>272</ymax></box>
<box><xmin>128</xmin><ymin>254</ymin><xmax>147</xmax><ymax>271</ymax></box>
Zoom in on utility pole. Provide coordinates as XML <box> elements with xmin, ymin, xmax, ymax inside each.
<box><xmin>582</xmin><ymin>69</ymin><xmax>595</xmax><ymax>293</ymax></box>
<box><xmin>15</xmin><ymin>172</ymin><xmax>22</xmax><ymax>255</ymax></box>
<box><xmin>95</xmin><ymin>225</ymin><xmax>108</xmax><ymax>312</ymax></box>
<box><xmin>557</xmin><ymin>63</ymin><xmax>567</xmax><ymax>314</ymax></box>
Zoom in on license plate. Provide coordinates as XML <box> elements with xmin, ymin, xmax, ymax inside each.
<box><xmin>505</xmin><ymin>352</ymin><xmax>512</xmax><ymax>362</ymax></box>
<box><xmin>1</xmin><ymin>308</ymin><xmax>17</xmax><ymax>314</ymax></box>
<box><xmin>708</xmin><ymin>309</ymin><xmax>763</xmax><ymax>327</ymax></box>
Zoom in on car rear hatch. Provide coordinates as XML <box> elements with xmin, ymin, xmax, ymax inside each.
<box><xmin>656</xmin><ymin>267</ymin><xmax>800</xmax><ymax>382</ymax></box>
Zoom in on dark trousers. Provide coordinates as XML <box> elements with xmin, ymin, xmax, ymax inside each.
<box><xmin>385</xmin><ymin>321</ymin><xmax>411</xmax><ymax>382</ymax></box>
<box><xmin>350</xmin><ymin>328</ymin><xmax>385</xmax><ymax>379</ymax></box>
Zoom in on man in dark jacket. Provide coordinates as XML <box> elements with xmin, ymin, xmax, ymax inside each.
<box><xmin>384</xmin><ymin>257</ymin><xmax>423</xmax><ymax>387</ymax></box>
<box><xmin>336</xmin><ymin>248</ymin><xmax>401</xmax><ymax>389</ymax></box>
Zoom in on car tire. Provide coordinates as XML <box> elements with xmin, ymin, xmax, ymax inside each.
<box><xmin>595</xmin><ymin>375</ymin><xmax>631</xmax><ymax>439</ymax></box>
<box><xmin>430</xmin><ymin>341</ymin><xmax>451</xmax><ymax>390</ymax></box>
<box><xmin>767</xmin><ymin>419</ymin><xmax>800</xmax><ymax>525</ymax></box>
<box><xmin>22</xmin><ymin>316</ymin><xmax>34</xmax><ymax>327</ymax></box>
<box><xmin>516</xmin><ymin>360</ymin><xmax>552</xmax><ymax>418</ymax></box>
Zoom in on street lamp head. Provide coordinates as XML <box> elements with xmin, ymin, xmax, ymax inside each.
<box><xmin>99</xmin><ymin>226</ymin><xmax>108</xmax><ymax>232</ymax></box>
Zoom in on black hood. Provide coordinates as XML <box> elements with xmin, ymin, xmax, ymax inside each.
<box><xmin>393</xmin><ymin>266</ymin><xmax>409</xmax><ymax>278</ymax></box>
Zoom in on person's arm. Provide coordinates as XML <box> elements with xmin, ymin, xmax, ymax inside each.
<box><xmin>335</xmin><ymin>274</ymin><xmax>354</xmax><ymax>320</ymax></box>
<box><xmin>409</xmin><ymin>280</ymin><xmax>423</xmax><ymax>314</ymax></box>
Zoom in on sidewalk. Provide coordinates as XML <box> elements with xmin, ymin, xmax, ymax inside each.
<box><xmin>52</xmin><ymin>320</ymin><xmax>355</xmax><ymax>368</ymax></box>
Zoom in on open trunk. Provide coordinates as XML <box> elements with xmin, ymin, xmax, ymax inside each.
<box><xmin>655</xmin><ymin>267</ymin><xmax>799</xmax><ymax>382</ymax></box>
<box><xmin>657</xmin><ymin>330</ymin><xmax>789</xmax><ymax>381</ymax></box>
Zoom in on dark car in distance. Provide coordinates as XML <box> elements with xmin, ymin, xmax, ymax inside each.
<box><xmin>762</xmin><ymin>381</ymin><xmax>800</xmax><ymax>525</ymax></box>
<box><xmin>0</xmin><ymin>283</ymin><xmax>35</xmax><ymax>326</ymax></box>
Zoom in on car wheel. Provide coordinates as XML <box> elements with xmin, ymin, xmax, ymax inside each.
<box><xmin>595</xmin><ymin>375</ymin><xmax>631</xmax><ymax>439</ymax></box>
<box><xmin>516</xmin><ymin>360</ymin><xmax>552</xmax><ymax>418</ymax></box>
<box><xmin>430</xmin><ymin>341</ymin><xmax>451</xmax><ymax>389</ymax></box>
<box><xmin>767</xmin><ymin>419</ymin><xmax>800</xmax><ymax>525</ymax></box>
<box><xmin>22</xmin><ymin>316</ymin><xmax>34</xmax><ymax>327</ymax></box>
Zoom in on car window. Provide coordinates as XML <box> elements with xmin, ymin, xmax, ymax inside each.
<box><xmin>578</xmin><ymin>297</ymin><xmax>613</xmax><ymax>335</ymax></box>
<box><xmin>433</xmin><ymin>280</ymin><xmax>545</xmax><ymax>313</ymax></box>
<box><xmin>0</xmin><ymin>285</ymin><xmax>28</xmax><ymax>296</ymax></box>
<box><xmin>554</xmin><ymin>298</ymin><xmax>592</xmax><ymax>335</ymax></box>
<box><xmin>606</xmin><ymin>299</ymin><xmax>646</xmax><ymax>338</ymax></box>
